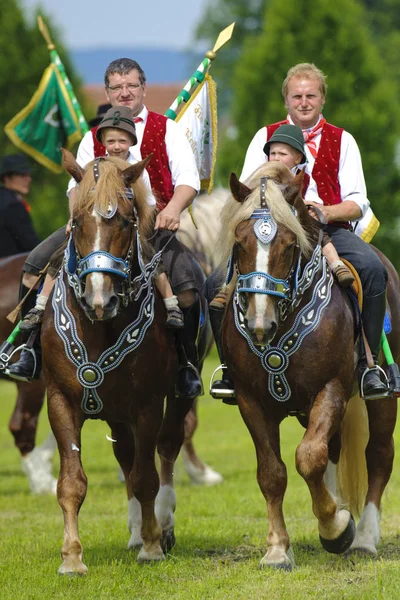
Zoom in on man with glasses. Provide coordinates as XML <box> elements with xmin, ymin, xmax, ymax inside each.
<box><xmin>9</xmin><ymin>58</ymin><xmax>204</xmax><ymax>403</ymax></box>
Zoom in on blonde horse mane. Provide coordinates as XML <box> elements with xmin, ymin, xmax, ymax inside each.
<box><xmin>216</xmin><ymin>162</ymin><xmax>312</xmax><ymax>269</ymax></box>
<box><xmin>73</xmin><ymin>156</ymin><xmax>154</xmax><ymax>241</ymax></box>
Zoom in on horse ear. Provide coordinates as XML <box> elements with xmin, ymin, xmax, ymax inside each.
<box><xmin>285</xmin><ymin>168</ymin><xmax>305</xmax><ymax>207</ymax></box>
<box><xmin>62</xmin><ymin>148</ymin><xmax>85</xmax><ymax>183</ymax></box>
<box><xmin>121</xmin><ymin>154</ymin><xmax>153</xmax><ymax>187</ymax></box>
<box><xmin>229</xmin><ymin>173</ymin><xmax>252</xmax><ymax>203</ymax></box>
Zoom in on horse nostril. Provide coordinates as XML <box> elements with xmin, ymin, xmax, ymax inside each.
<box><xmin>106</xmin><ymin>295</ymin><xmax>119</xmax><ymax>313</ymax></box>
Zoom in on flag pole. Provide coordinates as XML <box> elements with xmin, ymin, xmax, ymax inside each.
<box><xmin>38</xmin><ymin>16</ymin><xmax>89</xmax><ymax>134</ymax></box>
<box><xmin>165</xmin><ymin>22</ymin><xmax>235</xmax><ymax>120</ymax></box>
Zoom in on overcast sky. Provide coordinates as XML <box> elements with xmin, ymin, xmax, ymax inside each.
<box><xmin>21</xmin><ymin>0</ymin><xmax>211</xmax><ymax>50</ymax></box>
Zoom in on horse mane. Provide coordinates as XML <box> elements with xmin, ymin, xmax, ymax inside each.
<box><xmin>216</xmin><ymin>162</ymin><xmax>312</xmax><ymax>269</ymax></box>
<box><xmin>73</xmin><ymin>156</ymin><xmax>155</xmax><ymax>242</ymax></box>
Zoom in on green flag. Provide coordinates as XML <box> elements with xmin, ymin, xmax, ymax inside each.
<box><xmin>4</xmin><ymin>50</ymin><xmax>88</xmax><ymax>174</ymax></box>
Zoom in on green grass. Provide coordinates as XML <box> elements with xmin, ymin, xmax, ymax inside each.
<box><xmin>1</xmin><ymin>350</ymin><xmax>400</xmax><ymax>599</ymax></box>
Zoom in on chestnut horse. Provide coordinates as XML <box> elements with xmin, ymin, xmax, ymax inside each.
<box><xmin>41</xmin><ymin>152</ymin><xmax>209</xmax><ymax>574</ymax></box>
<box><xmin>0</xmin><ymin>235</ymin><xmax>221</xmax><ymax>494</ymax></box>
<box><xmin>0</xmin><ymin>253</ymin><xmax>56</xmax><ymax>493</ymax></box>
<box><xmin>218</xmin><ymin>162</ymin><xmax>398</xmax><ymax>569</ymax></box>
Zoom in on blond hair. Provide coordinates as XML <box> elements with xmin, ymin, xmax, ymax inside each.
<box><xmin>216</xmin><ymin>162</ymin><xmax>312</xmax><ymax>268</ymax></box>
<box><xmin>282</xmin><ymin>63</ymin><xmax>327</xmax><ymax>99</ymax></box>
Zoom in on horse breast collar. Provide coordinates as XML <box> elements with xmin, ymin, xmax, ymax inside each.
<box><xmin>231</xmin><ymin>177</ymin><xmax>333</xmax><ymax>402</ymax></box>
<box><xmin>53</xmin><ymin>163</ymin><xmax>163</xmax><ymax>416</ymax></box>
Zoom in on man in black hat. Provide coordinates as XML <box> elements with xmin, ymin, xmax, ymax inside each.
<box><xmin>88</xmin><ymin>103</ymin><xmax>112</xmax><ymax>128</ymax></box>
<box><xmin>0</xmin><ymin>154</ymin><xmax>40</xmax><ymax>258</ymax></box>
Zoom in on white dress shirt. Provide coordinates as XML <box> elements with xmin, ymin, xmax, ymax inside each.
<box><xmin>240</xmin><ymin>115</ymin><xmax>370</xmax><ymax>219</ymax></box>
<box><xmin>67</xmin><ymin>105</ymin><xmax>200</xmax><ymax>200</ymax></box>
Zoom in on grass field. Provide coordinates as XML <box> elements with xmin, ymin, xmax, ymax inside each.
<box><xmin>1</xmin><ymin>350</ymin><xmax>400</xmax><ymax>599</ymax></box>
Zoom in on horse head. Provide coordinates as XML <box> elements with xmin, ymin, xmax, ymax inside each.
<box><xmin>222</xmin><ymin>162</ymin><xmax>315</xmax><ymax>347</ymax></box>
<box><xmin>62</xmin><ymin>149</ymin><xmax>153</xmax><ymax>321</ymax></box>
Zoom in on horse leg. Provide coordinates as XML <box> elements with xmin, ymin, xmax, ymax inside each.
<box><xmin>349</xmin><ymin>397</ymin><xmax>397</xmax><ymax>556</ymax></box>
<box><xmin>131</xmin><ymin>403</ymin><xmax>165</xmax><ymax>563</ymax></box>
<box><xmin>238</xmin><ymin>395</ymin><xmax>294</xmax><ymax>570</ymax></box>
<box><xmin>48</xmin><ymin>391</ymin><xmax>87</xmax><ymax>576</ymax></box>
<box><xmin>8</xmin><ymin>379</ymin><xmax>57</xmax><ymax>494</ymax></box>
<box><xmin>156</xmin><ymin>392</ymin><xmax>193</xmax><ymax>553</ymax></box>
<box><xmin>296</xmin><ymin>384</ymin><xmax>355</xmax><ymax>554</ymax></box>
<box><xmin>181</xmin><ymin>399</ymin><xmax>223</xmax><ymax>486</ymax></box>
<box><xmin>109</xmin><ymin>422</ymin><xmax>144</xmax><ymax>551</ymax></box>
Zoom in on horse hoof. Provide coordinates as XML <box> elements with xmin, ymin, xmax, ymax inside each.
<box><xmin>58</xmin><ymin>563</ymin><xmax>88</xmax><ymax>576</ymax></box>
<box><xmin>184</xmin><ymin>462</ymin><xmax>224</xmax><ymax>486</ymax></box>
<box><xmin>260</xmin><ymin>546</ymin><xmax>295</xmax><ymax>570</ymax></box>
<box><xmin>161</xmin><ymin>528</ymin><xmax>176</xmax><ymax>553</ymax></box>
<box><xmin>137</xmin><ymin>546</ymin><xmax>165</xmax><ymax>563</ymax></box>
<box><xmin>320</xmin><ymin>514</ymin><xmax>356</xmax><ymax>554</ymax></box>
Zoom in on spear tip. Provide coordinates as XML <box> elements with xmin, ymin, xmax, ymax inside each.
<box><xmin>212</xmin><ymin>22</ymin><xmax>235</xmax><ymax>53</ymax></box>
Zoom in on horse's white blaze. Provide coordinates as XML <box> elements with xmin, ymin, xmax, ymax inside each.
<box><xmin>88</xmin><ymin>210</ymin><xmax>106</xmax><ymax>311</ymax></box>
<box><xmin>254</xmin><ymin>240</ymin><xmax>271</xmax><ymax>326</ymax></box>
<box><xmin>127</xmin><ymin>496</ymin><xmax>143</xmax><ymax>549</ymax></box>
<box><xmin>350</xmin><ymin>502</ymin><xmax>380</xmax><ymax>554</ymax></box>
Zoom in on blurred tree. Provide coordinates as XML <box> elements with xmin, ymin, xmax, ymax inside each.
<box><xmin>0</xmin><ymin>1</ymin><xmax>91</xmax><ymax>240</ymax></box>
<box><xmin>195</xmin><ymin>0</ymin><xmax>268</xmax><ymax>111</ymax></box>
<box><xmin>203</xmin><ymin>0</ymin><xmax>400</xmax><ymax>266</ymax></box>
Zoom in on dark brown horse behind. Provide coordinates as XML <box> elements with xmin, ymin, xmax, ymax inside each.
<box><xmin>42</xmin><ymin>152</ymin><xmax>209</xmax><ymax>575</ymax></box>
<box><xmin>218</xmin><ymin>162</ymin><xmax>398</xmax><ymax>569</ymax></box>
<box><xmin>0</xmin><ymin>254</ymin><xmax>56</xmax><ymax>493</ymax></box>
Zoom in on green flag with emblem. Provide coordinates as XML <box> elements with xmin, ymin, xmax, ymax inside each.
<box><xmin>4</xmin><ymin>47</ymin><xmax>88</xmax><ymax>174</ymax></box>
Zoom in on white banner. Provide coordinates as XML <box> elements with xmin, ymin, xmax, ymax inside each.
<box><xmin>176</xmin><ymin>74</ymin><xmax>217</xmax><ymax>193</ymax></box>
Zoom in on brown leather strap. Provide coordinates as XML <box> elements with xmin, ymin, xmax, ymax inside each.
<box><xmin>361</xmin><ymin>325</ymin><xmax>375</xmax><ymax>369</ymax></box>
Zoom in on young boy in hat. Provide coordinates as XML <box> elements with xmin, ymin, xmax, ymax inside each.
<box><xmin>20</xmin><ymin>106</ymin><xmax>184</xmax><ymax>330</ymax></box>
<box><xmin>210</xmin><ymin>124</ymin><xmax>354</xmax><ymax>309</ymax></box>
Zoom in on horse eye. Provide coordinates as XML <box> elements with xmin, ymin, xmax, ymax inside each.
<box><xmin>118</xmin><ymin>215</ymin><xmax>131</xmax><ymax>228</ymax></box>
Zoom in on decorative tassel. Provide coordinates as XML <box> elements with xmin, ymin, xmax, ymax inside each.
<box><xmin>6</xmin><ymin>263</ymin><xmax>50</xmax><ymax>323</ymax></box>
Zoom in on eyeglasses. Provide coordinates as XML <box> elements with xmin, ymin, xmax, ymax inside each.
<box><xmin>107</xmin><ymin>83</ymin><xmax>141</xmax><ymax>95</ymax></box>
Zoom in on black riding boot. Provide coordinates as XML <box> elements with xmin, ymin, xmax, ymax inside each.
<box><xmin>8</xmin><ymin>284</ymin><xmax>42</xmax><ymax>382</ymax></box>
<box><xmin>209</xmin><ymin>306</ymin><xmax>236</xmax><ymax>404</ymax></box>
<box><xmin>175</xmin><ymin>302</ymin><xmax>203</xmax><ymax>400</ymax></box>
<box><xmin>359</xmin><ymin>291</ymin><xmax>390</xmax><ymax>400</ymax></box>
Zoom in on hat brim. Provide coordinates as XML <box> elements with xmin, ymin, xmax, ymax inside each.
<box><xmin>264</xmin><ymin>135</ymin><xmax>307</xmax><ymax>165</ymax></box>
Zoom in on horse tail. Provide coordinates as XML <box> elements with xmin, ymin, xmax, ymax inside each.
<box><xmin>336</xmin><ymin>393</ymin><xmax>369</xmax><ymax>519</ymax></box>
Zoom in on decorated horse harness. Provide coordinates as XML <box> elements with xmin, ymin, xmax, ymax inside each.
<box><xmin>228</xmin><ymin>176</ymin><xmax>334</xmax><ymax>402</ymax></box>
<box><xmin>53</xmin><ymin>158</ymin><xmax>163</xmax><ymax>416</ymax></box>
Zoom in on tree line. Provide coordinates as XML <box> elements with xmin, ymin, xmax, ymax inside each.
<box><xmin>195</xmin><ymin>0</ymin><xmax>400</xmax><ymax>267</ymax></box>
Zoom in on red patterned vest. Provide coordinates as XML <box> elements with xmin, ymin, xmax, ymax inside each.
<box><xmin>266</xmin><ymin>121</ymin><xmax>347</xmax><ymax>227</ymax></box>
<box><xmin>92</xmin><ymin>112</ymin><xmax>174</xmax><ymax>211</ymax></box>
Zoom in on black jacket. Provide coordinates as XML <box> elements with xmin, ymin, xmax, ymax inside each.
<box><xmin>0</xmin><ymin>186</ymin><xmax>40</xmax><ymax>258</ymax></box>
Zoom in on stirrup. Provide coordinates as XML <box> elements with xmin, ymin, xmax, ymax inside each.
<box><xmin>360</xmin><ymin>365</ymin><xmax>391</xmax><ymax>400</ymax></box>
<box><xmin>209</xmin><ymin>364</ymin><xmax>235</xmax><ymax>400</ymax></box>
<box><xmin>0</xmin><ymin>341</ymin><xmax>25</xmax><ymax>376</ymax></box>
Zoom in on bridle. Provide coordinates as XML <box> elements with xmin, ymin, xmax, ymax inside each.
<box><xmin>65</xmin><ymin>157</ymin><xmax>159</xmax><ymax>310</ymax></box>
<box><xmin>227</xmin><ymin>176</ymin><xmax>332</xmax><ymax>404</ymax></box>
<box><xmin>226</xmin><ymin>176</ymin><xmax>323</xmax><ymax>323</ymax></box>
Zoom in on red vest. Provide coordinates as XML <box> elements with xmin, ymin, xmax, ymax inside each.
<box><xmin>266</xmin><ymin>120</ymin><xmax>347</xmax><ymax>227</ymax></box>
<box><xmin>92</xmin><ymin>111</ymin><xmax>174</xmax><ymax>211</ymax></box>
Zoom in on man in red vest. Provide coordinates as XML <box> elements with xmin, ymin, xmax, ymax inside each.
<box><xmin>9</xmin><ymin>58</ymin><xmax>203</xmax><ymax>401</ymax></box>
<box><xmin>209</xmin><ymin>62</ymin><xmax>389</xmax><ymax>402</ymax></box>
